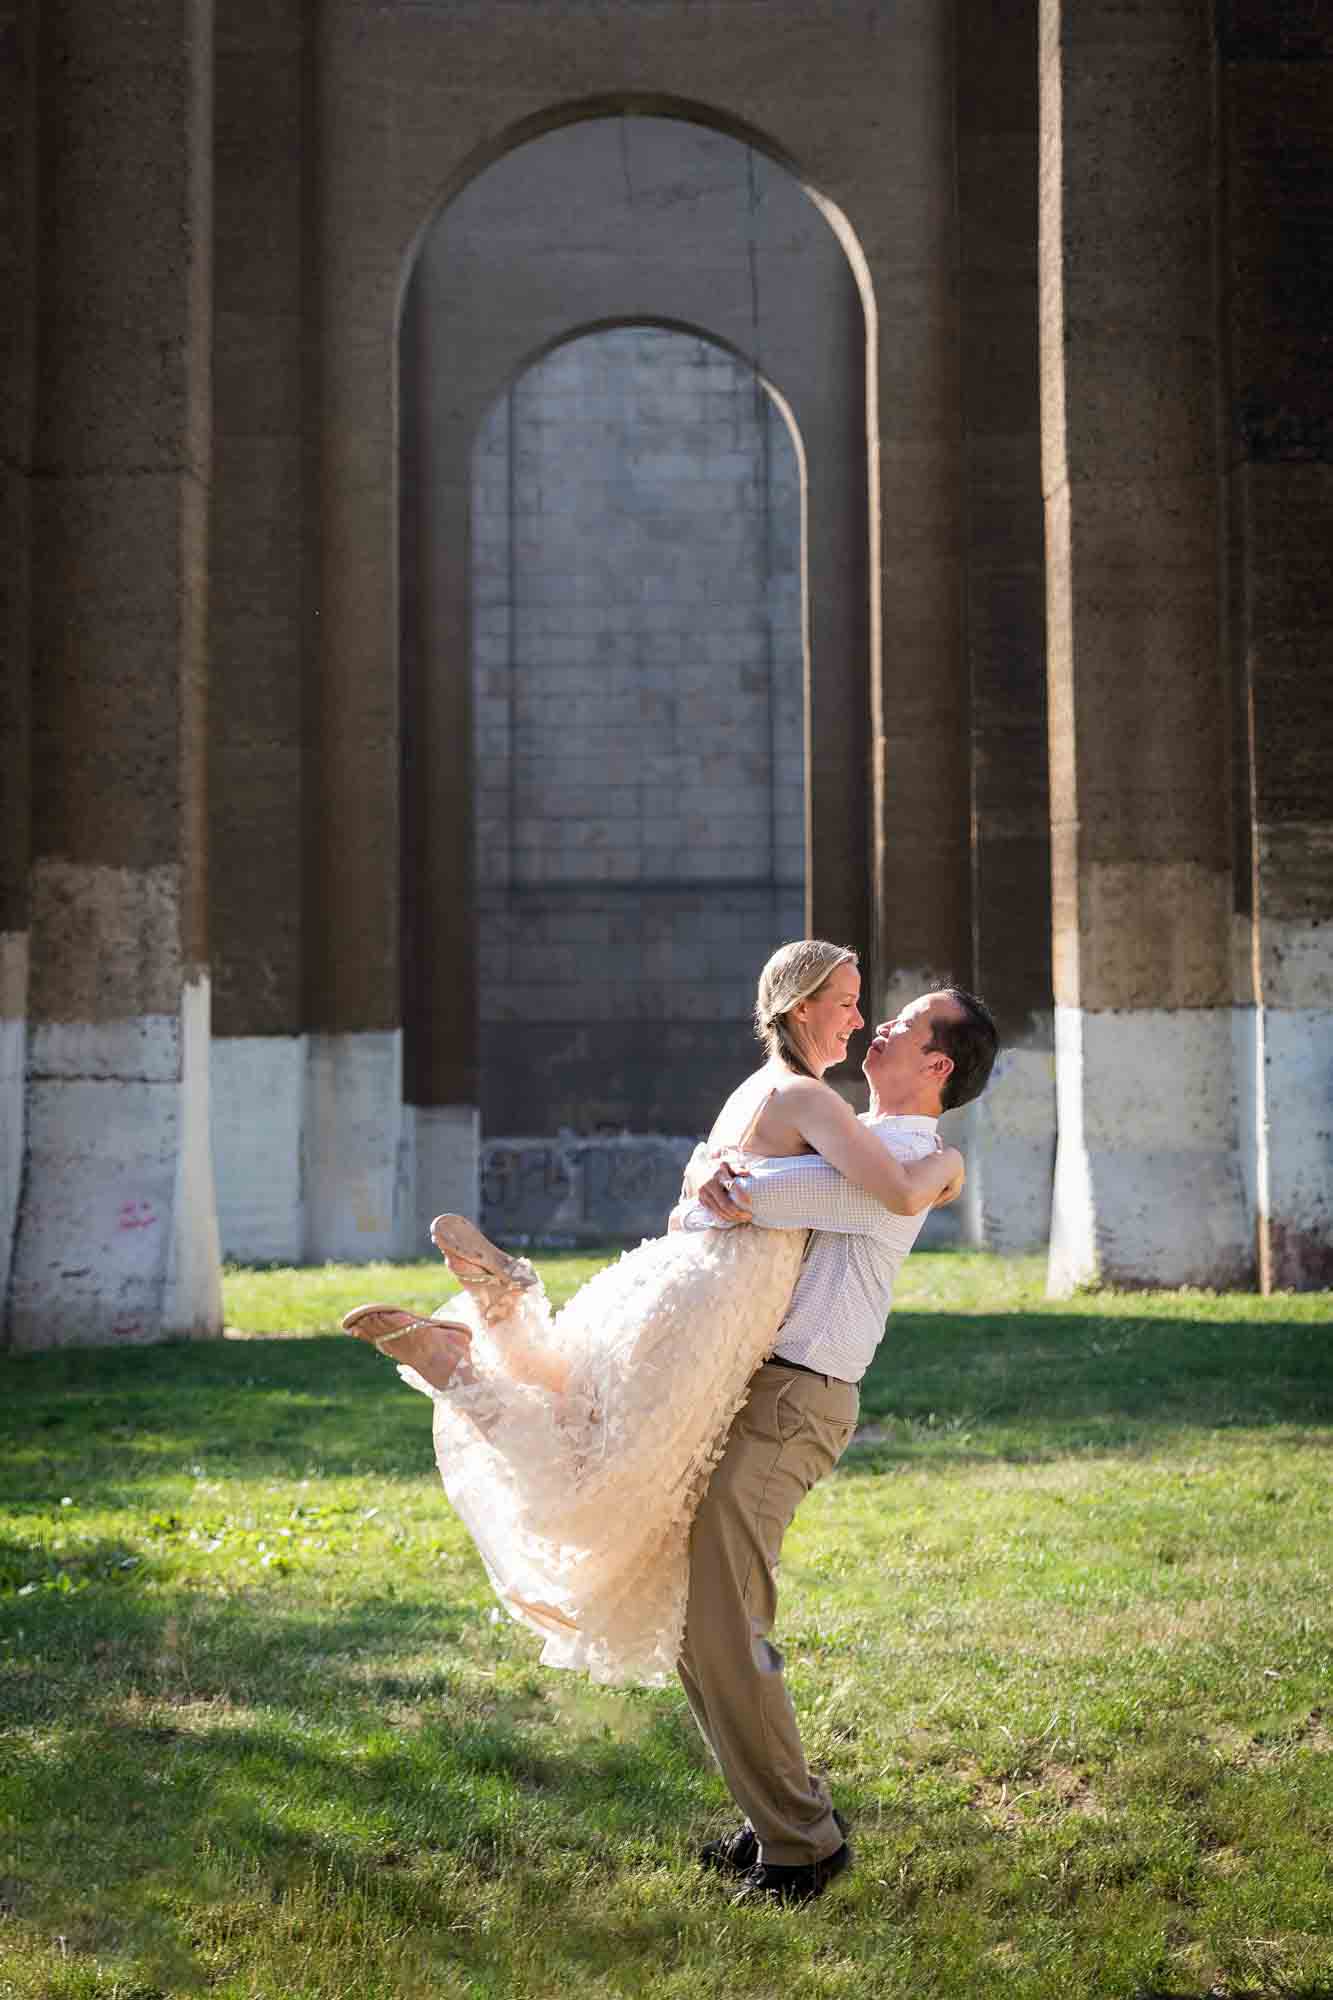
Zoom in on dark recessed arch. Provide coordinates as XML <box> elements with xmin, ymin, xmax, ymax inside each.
<box><xmin>464</xmin><ymin>322</ymin><xmax>808</xmax><ymax>1135</ymax></box>
<box><xmin>398</xmin><ymin>110</ymin><xmax>872</xmax><ymax>1125</ymax></box>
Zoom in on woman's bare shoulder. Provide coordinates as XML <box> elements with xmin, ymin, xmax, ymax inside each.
<box><xmin>768</xmin><ymin>1072</ymin><xmax>853</xmax><ymax>1114</ymax></box>
<box><xmin>706</xmin><ymin>1067</ymin><xmax>780</xmax><ymax>1146</ymax></box>
<box><xmin>746</xmin><ymin>1071</ymin><xmax>856</xmax><ymax>1154</ymax></box>
<box><xmin>767</xmin><ymin>1071</ymin><xmax>832</xmax><ymax>1099</ymax></box>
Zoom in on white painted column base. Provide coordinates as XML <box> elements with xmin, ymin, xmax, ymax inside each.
<box><xmin>408</xmin><ymin>1104</ymin><xmax>481</xmax><ymax>1250</ymax></box>
<box><xmin>0</xmin><ymin>932</ymin><xmax>29</xmax><ymax>1313</ymax></box>
<box><xmin>163</xmin><ymin>979</ymin><xmax>224</xmax><ymax>1332</ymax></box>
<box><xmin>8</xmin><ymin>975</ymin><xmax>223</xmax><ymax>1349</ymax></box>
<box><xmin>1255</xmin><ymin>1007</ymin><xmax>1333</xmax><ymax>1289</ymax></box>
<box><xmin>211</xmin><ymin>1036</ymin><xmax>309</xmax><ymax>1263</ymax></box>
<box><xmin>303</xmin><ymin>1031</ymin><xmax>410</xmax><ymax>1262</ymax></box>
<box><xmin>924</xmin><ymin>1043</ymin><xmax>1056</xmax><ymax>1254</ymax></box>
<box><xmin>209</xmin><ymin>1033</ymin><xmax>483</xmax><ymax>1263</ymax></box>
<box><xmin>958</xmin><ymin>1035</ymin><xmax>1057</xmax><ymax>1254</ymax></box>
<box><xmin>1047</xmin><ymin>1004</ymin><xmax>1253</xmax><ymax>1294</ymax></box>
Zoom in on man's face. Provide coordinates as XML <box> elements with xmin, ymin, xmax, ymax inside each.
<box><xmin>862</xmin><ymin>992</ymin><xmax>959</xmax><ymax>1105</ymax></box>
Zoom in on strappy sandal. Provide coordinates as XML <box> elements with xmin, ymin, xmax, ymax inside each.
<box><xmin>341</xmin><ymin>1303</ymin><xmax>473</xmax><ymax>1390</ymax></box>
<box><xmin>430</xmin><ymin>1214</ymin><xmax>538</xmax><ymax>1321</ymax></box>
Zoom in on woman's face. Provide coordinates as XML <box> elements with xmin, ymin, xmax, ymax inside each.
<box><xmin>789</xmin><ymin>961</ymin><xmax>864</xmax><ymax>1075</ymax></box>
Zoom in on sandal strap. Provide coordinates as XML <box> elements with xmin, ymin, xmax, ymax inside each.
<box><xmin>453</xmin><ymin>1256</ymin><xmax>538</xmax><ymax>1292</ymax></box>
<box><xmin>374</xmin><ymin>1315</ymin><xmax>442</xmax><ymax>1345</ymax></box>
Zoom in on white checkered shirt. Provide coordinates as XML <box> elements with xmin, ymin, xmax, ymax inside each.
<box><xmin>683</xmin><ymin>1114</ymin><xmax>940</xmax><ymax>1384</ymax></box>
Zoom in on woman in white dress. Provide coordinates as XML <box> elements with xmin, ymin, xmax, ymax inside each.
<box><xmin>343</xmin><ymin>941</ymin><xmax>963</xmax><ymax>1686</ymax></box>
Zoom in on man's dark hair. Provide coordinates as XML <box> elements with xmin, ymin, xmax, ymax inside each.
<box><xmin>927</xmin><ymin>989</ymin><xmax>999</xmax><ymax>1112</ymax></box>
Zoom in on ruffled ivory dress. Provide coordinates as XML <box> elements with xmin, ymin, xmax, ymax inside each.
<box><xmin>399</xmin><ymin>1213</ymin><xmax>808</xmax><ymax>1687</ymax></box>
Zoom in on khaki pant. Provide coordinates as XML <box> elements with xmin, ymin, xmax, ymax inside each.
<box><xmin>678</xmin><ymin>1359</ymin><xmax>860</xmax><ymax>1867</ymax></box>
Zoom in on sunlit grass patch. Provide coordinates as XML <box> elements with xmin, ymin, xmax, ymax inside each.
<box><xmin>2</xmin><ymin>1251</ymin><xmax>1331</xmax><ymax>1998</ymax></box>
<box><xmin>221</xmin><ymin>1248</ymin><xmax>617</xmax><ymax>1339</ymax></box>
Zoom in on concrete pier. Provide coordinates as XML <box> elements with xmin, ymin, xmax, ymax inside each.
<box><xmin>1219</xmin><ymin>15</ymin><xmax>1333</xmax><ymax>1287</ymax></box>
<box><xmin>3</xmin><ymin>4</ymin><xmax>1328</xmax><ymax>1331</ymax></box>
<box><xmin>7</xmin><ymin>0</ymin><xmax>221</xmax><ymax>1347</ymax></box>
<box><xmin>1040</xmin><ymin>0</ymin><xmax>1250</xmax><ymax>1290</ymax></box>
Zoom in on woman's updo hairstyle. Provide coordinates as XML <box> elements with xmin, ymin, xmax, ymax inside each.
<box><xmin>754</xmin><ymin>939</ymin><xmax>858</xmax><ymax>1079</ymax></box>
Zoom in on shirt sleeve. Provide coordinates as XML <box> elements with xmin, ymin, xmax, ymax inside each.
<box><xmin>738</xmin><ymin>1152</ymin><xmax>902</xmax><ymax>1238</ymax></box>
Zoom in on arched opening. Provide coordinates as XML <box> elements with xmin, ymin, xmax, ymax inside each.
<box><xmin>471</xmin><ymin>323</ymin><xmax>806</xmax><ymax>1140</ymax></box>
<box><xmin>397</xmin><ymin>108</ymin><xmax>873</xmax><ymax>1231</ymax></box>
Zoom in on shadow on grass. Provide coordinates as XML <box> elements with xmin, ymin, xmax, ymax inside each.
<box><xmin>3</xmin><ymin>1314</ymin><xmax>1333</xmax><ymax>1992</ymax></box>
<box><xmin>3</xmin><ymin>1307</ymin><xmax>1331</xmax><ymax>1499</ymax></box>
<box><xmin>851</xmin><ymin>1307</ymin><xmax>1333</xmax><ymax>1464</ymax></box>
<box><xmin>0</xmin><ymin>1565</ymin><xmax>736</xmax><ymax>1990</ymax></box>
<box><xmin>0</xmin><ymin>1335</ymin><xmax>434</xmax><ymax>1503</ymax></box>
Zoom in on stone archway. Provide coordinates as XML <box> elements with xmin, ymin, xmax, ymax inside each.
<box><xmin>396</xmin><ymin>111</ymin><xmax>873</xmax><ymax>1235</ymax></box>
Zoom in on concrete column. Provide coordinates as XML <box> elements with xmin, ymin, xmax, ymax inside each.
<box><xmin>405</xmin><ymin>263</ymin><xmax>476</xmax><ymax>1116</ymax></box>
<box><xmin>302</xmin><ymin>16</ymin><xmax>411</xmax><ymax>1260</ymax></box>
<box><xmin>1040</xmin><ymin>0</ymin><xmax>1250</xmax><ymax>1290</ymax></box>
<box><xmin>956</xmin><ymin>0</ymin><xmax>1056</xmax><ymax>1251</ymax></box>
<box><xmin>7</xmin><ymin>0</ymin><xmax>220</xmax><ymax>1347</ymax></box>
<box><xmin>397</xmin><ymin>270</ymin><xmax>477</xmax><ymax>1250</ymax></box>
<box><xmin>1218</xmin><ymin>7</ymin><xmax>1333</xmax><ymax>1288</ymax></box>
<box><xmin>872</xmin><ymin>2</ymin><xmax>971</xmax><ymax>1016</ymax></box>
<box><xmin>207</xmin><ymin>2</ymin><xmax>311</xmax><ymax>1262</ymax></box>
<box><xmin>0</xmin><ymin>0</ymin><xmax>35</xmax><ymax>1307</ymax></box>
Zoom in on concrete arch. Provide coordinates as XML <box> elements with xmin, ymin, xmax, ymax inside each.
<box><xmin>397</xmin><ymin>113</ymin><xmax>872</xmax><ymax>1216</ymax></box>
<box><xmin>223</xmin><ymin>4</ymin><xmax>985</xmax><ymax>1261</ymax></box>
<box><xmin>390</xmin><ymin>91</ymin><xmax>875</xmax><ymax>324</ymax></box>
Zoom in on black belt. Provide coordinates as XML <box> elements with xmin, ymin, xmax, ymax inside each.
<box><xmin>770</xmin><ymin>1355</ymin><xmax>852</xmax><ymax>1386</ymax></box>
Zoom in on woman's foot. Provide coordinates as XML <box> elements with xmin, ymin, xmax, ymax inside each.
<box><xmin>341</xmin><ymin>1304</ymin><xmax>474</xmax><ymax>1391</ymax></box>
<box><xmin>430</xmin><ymin>1214</ymin><xmax>537</xmax><ymax>1324</ymax></box>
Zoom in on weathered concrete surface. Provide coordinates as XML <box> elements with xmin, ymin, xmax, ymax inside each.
<box><xmin>303</xmin><ymin>1032</ymin><xmax>408</xmax><ymax>1263</ymax></box>
<box><xmin>410</xmin><ymin>1106</ymin><xmax>481</xmax><ymax>1250</ymax></box>
<box><xmin>470</xmin><ymin>325</ymin><xmax>804</xmax><ymax>1137</ymax></box>
<box><xmin>209</xmin><ymin>1041</ymin><xmax>480</xmax><ymax>1262</ymax></box>
<box><xmin>870</xmin><ymin>6</ymin><xmax>970</xmax><ymax>1003</ymax></box>
<box><xmin>1219</xmin><ymin>20</ymin><xmax>1333</xmax><ymax>1288</ymax></box>
<box><xmin>959</xmin><ymin>1042</ymin><xmax>1058</xmax><ymax>1257</ymax></box>
<box><xmin>1040</xmin><ymin>0</ymin><xmax>1250</xmax><ymax>1288</ymax></box>
<box><xmin>957</xmin><ymin>0</ymin><xmax>1054</xmax><ymax>1247</ymax></box>
<box><xmin>209</xmin><ymin>0</ymin><xmax>308</xmax><ymax>1041</ymax></box>
<box><xmin>480</xmin><ymin>1009</ymin><xmax>776</xmax><ymax>1145</ymax></box>
<box><xmin>1049</xmin><ymin>1006</ymin><xmax>1251</xmax><ymax>1292</ymax></box>
<box><xmin>481</xmin><ymin>1135</ymin><xmax>696</xmax><ymax>1247</ymax></box>
<box><xmin>0</xmin><ymin>1</ymin><xmax>35</xmax><ymax>1310</ymax></box>
<box><xmin>9</xmin><ymin>972</ymin><xmax>221</xmax><ymax>1350</ymax></box>
<box><xmin>0</xmin><ymin>0</ymin><xmax>34</xmax><ymax>934</ymax></box>
<box><xmin>211</xmin><ymin>1035</ymin><xmax>308</xmax><ymax>1263</ymax></box>
<box><xmin>403</xmin><ymin>116</ymin><xmax>863</xmax><ymax>1118</ymax></box>
<box><xmin>7</xmin><ymin>0</ymin><xmax>221</xmax><ymax>1347</ymax></box>
<box><xmin>0</xmin><ymin>933</ymin><xmax>26</xmax><ymax>1311</ymax></box>
<box><xmin>310</xmin><ymin>0</ymin><xmax>961</xmax><ymax>1053</ymax></box>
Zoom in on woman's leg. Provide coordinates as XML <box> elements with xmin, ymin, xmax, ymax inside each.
<box><xmin>431</xmin><ymin>1216</ymin><xmax>570</xmax><ymax>1393</ymax></box>
<box><xmin>430</xmin><ymin>1214</ymin><xmax>537</xmax><ymax>1322</ymax></box>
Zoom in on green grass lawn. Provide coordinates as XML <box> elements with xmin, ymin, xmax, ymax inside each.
<box><xmin>1</xmin><ymin>1251</ymin><xmax>1331</xmax><ymax>1999</ymax></box>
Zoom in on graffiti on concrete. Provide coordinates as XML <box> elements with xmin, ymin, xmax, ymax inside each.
<box><xmin>481</xmin><ymin>1134</ymin><xmax>698</xmax><ymax>1244</ymax></box>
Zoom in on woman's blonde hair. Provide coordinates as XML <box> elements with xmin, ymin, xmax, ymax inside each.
<box><xmin>755</xmin><ymin>939</ymin><xmax>858</xmax><ymax>1078</ymax></box>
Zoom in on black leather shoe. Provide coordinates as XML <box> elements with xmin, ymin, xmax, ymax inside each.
<box><xmin>732</xmin><ymin>1837</ymin><xmax>852</xmax><ymax>1907</ymax></box>
<box><xmin>701</xmin><ymin>1808</ymin><xmax>847</xmax><ymax>1881</ymax></box>
<box><xmin>699</xmin><ymin>1821</ymin><xmax>759</xmax><ymax>1875</ymax></box>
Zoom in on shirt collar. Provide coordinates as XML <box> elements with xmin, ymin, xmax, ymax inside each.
<box><xmin>864</xmin><ymin>1112</ymin><xmax>939</xmax><ymax>1134</ymax></box>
